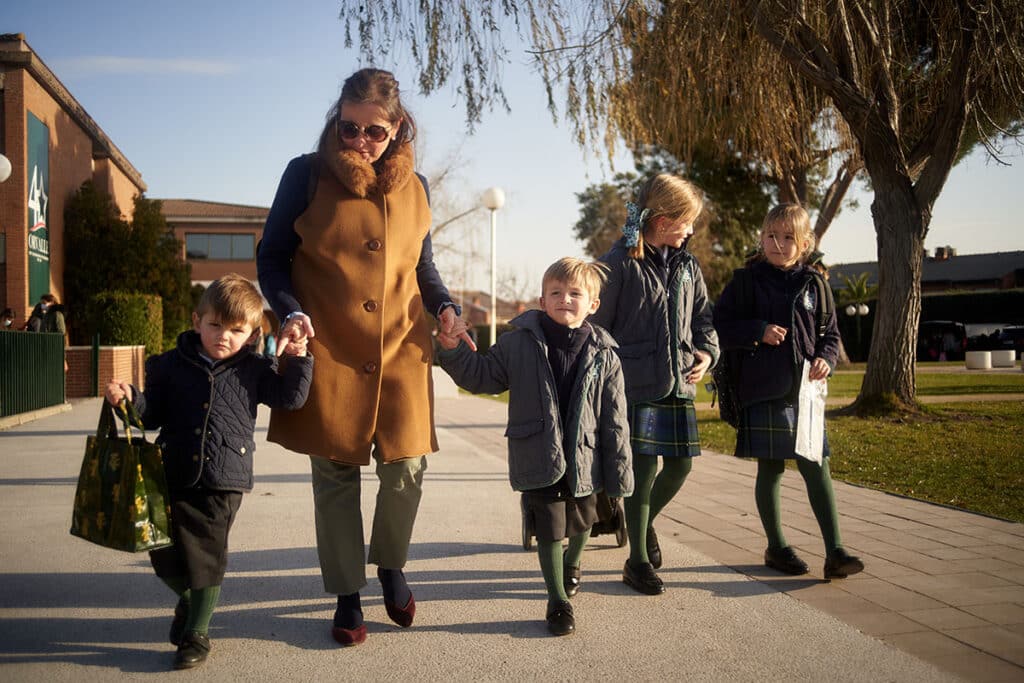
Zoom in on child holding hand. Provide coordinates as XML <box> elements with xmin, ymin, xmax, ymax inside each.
<box><xmin>105</xmin><ymin>274</ymin><xmax>313</xmax><ymax>669</ymax></box>
<box><xmin>713</xmin><ymin>204</ymin><xmax>863</xmax><ymax>579</ymax></box>
<box><xmin>436</xmin><ymin>257</ymin><xmax>632</xmax><ymax>636</ymax></box>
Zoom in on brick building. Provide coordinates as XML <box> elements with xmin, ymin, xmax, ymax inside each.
<box><xmin>158</xmin><ymin>198</ymin><xmax>268</xmax><ymax>283</ymax></box>
<box><xmin>0</xmin><ymin>33</ymin><xmax>145</xmax><ymax>322</ymax></box>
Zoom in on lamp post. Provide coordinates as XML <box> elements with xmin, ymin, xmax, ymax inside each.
<box><xmin>481</xmin><ymin>187</ymin><xmax>505</xmax><ymax>349</ymax></box>
<box><xmin>845</xmin><ymin>303</ymin><xmax>870</xmax><ymax>360</ymax></box>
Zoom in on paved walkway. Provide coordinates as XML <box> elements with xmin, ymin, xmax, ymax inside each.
<box><xmin>0</xmin><ymin>394</ymin><xmax>1019</xmax><ymax>681</ymax></box>
<box><xmin>434</xmin><ymin>395</ymin><xmax>1024</xmax><ymax>683</ymax></box>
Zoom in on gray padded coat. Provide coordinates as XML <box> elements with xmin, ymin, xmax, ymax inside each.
<box><xmin>438</xmin><ymin>310</ymin><xmax>633</xmax><ymax>498</ymax></box>
<box><xmin>590</xmin><ymin>239</ymin><xmax>719</xmax><ymax>403</ymax></box>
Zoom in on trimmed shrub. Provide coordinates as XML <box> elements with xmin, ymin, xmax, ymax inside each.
<box><xmin>87</xmin><ymin>291</ymin><xmax>163</xmax><ymax>357</ymax></box>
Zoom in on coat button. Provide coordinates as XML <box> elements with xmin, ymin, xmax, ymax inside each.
<box><xmin>240</xmin><ymin>447</ymin><xmax>246</xmax><ymax>454</ymax></box>
<box><xmin>202</xmin><ymin>402</ymin><xmax>209</xmax><ymax>409</ymax></box>
<box><xmin>192</xmin><ymin>455</ymin><xmax>199</xmax><ymax>462</ymax></box>
<box><xmin>367</xmin><ymin>239</ymin><xmax>382</xmax><ymax>251</ymax></box>
<box><xmin>363</xmin><ymin>361</ymin><xmax>378</xmax><ymax>373</ymax></box>
<box><xmin>194</xmin><ymin>428</ymin><xmax>202</xmax><ymax>436</ymax></box>
<box><xmin>363</xmin><ymin>300</ymin><xmax>378</xmax><ymax>312</ymax></box>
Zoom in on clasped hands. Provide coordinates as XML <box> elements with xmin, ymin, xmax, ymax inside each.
<box><xmin>276</xmin><ymin>307</ymin><xmax>477</xmax><ymax>355</ymax></box>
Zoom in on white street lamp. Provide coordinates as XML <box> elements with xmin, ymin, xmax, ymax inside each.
<box><xmin>0</xmin><ymin>154</ymin><xmax>11</xmax><ymax>183</ymax></box>
<box><xmin>845</xmin><ymin>302</ymin><xmax>871</xmax><ymax>360</ymax></box>
<box><xmin>481</xmin><ymin>187</ymin><xmax>505</xmax><ymax>348</ymax></box>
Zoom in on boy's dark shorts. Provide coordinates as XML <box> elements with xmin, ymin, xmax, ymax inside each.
<box><xmin>150</xmin><ymin>487</ymin><xmax>243</xmax><ymax>589</ymax></box>
<box><xmin>522</xmin><ymin>487</ymin><xmax>599</xmax><ymax>543</ymax></box>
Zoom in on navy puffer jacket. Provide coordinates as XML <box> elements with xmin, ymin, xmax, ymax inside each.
<box><xmin>713</xmin><ymin>261</ymin><xmax>839</xmax><ymax>407</ymax></box>
<box><xmin>132</xmin><ymin>331</ymin><xmax>313</xmax><ymax>492</ymax></box>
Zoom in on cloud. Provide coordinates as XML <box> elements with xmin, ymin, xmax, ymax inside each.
<box><xmin>56</xmin><ymin>56</ymin><xmax>239</xmax><ymax>76</ymax></box>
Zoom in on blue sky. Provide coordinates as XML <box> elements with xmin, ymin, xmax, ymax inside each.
<box><xmin>7</xmin><ymin>1</ymin><xmax>1023</xmax><ymax>294</ymax></box>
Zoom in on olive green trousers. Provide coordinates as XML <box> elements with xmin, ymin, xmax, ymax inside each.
<box><xmin>310</xmin><ymin>452</ymin><xmax>426</xmax><ymax>596</ymax></box>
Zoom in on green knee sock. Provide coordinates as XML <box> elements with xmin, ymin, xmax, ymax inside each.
<box><xmin>648</xmin><ymin>457</ymin><xmax>692</xmax><ymax>522</ymax></box>
<box><xmin>755</xmin><ymin>459</ymin><xmax>787</xmax><ymax>550</ymax></box>
<box><xmin>625</xmin><ymin>453</ymin><xmax>659</xmax><ymax>565</ymax></box>
<box><xmin>796</xmin><ymin>458</ymin><xmax>843</xmax><ymax>552</ymax></box>
<box><xmin>537</xmin><ymin>541</ymin><xmax>567</xmax><ymax>603</ymax></box>
<box><xmin>185</xmin><ymin>585</ymin><xmax>221</xmax><ymax>635</ymax></box>
<box><xmin>563</xmin><ymin>530</ymin><xmax>590</xmax><ymax>569</ymax></box>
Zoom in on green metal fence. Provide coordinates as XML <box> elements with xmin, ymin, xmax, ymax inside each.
<box><xmin>0</xmin><ymin>330</ymin><xmax>66</xmax><ymax>418</ymax></box>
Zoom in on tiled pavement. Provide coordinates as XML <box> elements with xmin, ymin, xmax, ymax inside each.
<box><xmin>435</xmin><ymin>395</ymin><xmax>1024</xmax><ymax>683</ymax></box>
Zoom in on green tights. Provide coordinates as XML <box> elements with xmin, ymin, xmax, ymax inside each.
<box><xmin>160</xmin><ymin>576</ymin><xmax>221</xmax><ymax>635</ymax></box>
<box><xmin>538</xmin><ymin>530</ymin><xmax>590</xmax><ymax>603</ymax></box>
<box><xmin>755</xmin><ymin>457</ymin><xmax>842</xmax><ymax>553</ymax></box>
<box><xmin>624</xmin><ymin>454</ymin><xmax>692</xmax><ymax>565</ymax></box>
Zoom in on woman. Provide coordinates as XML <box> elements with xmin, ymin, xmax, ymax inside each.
<box><xmin>258</xmin><ymin>68</ymin><xmax>472</xmax><ymax>647</ymax></box>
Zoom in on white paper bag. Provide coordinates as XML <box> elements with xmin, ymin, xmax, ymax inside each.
<box><xmin>795</xmin><ymin>359</ymin><xmax>828</xmax><ymax>463</ymax></box>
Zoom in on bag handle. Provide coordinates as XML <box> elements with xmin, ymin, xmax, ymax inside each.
<box><xmin>95</xmin><ymin>399</ymin><xmax>146</xmax><ymax>444</ymax></box>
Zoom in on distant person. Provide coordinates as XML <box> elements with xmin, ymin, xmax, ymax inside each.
<box><xmin>589</xmin><ymin>173</ymin><xmax>719</xmax><ymax>596</ymax></box>
<box><xmin>258</xmin><ymin>67</ymin><xmax>473</xmax><ymax>647</ymax></box>
<box><xmin>104</xmin><ymin>274</ymin><xmax>313</xmax><ymax>669</ymax></box>
<box><xmin>1</xmin><ymin>308</ymin><xmax>15</xmax><ymax>329</ymax></box>
<box><xmin>436</xmin><ymin>257</ymin><xmax>633</xmax><ymax>636</ymax></box>
<box><xmin>713</xmin><ymin>204</ymin><xmax>864</xmax><ymax>580</ymax></box>
<box><xmin>40</xmin><ymin>294</ymin><xmax>66</xmax><ymax>337</ymax></box>
<box><xmin>263</xmin><ymin>331</ymin><xmax>277</xmax><ymax>357</ymax></box>
<box><xmin>24</xmin><ymin>296</ymin><xmax>48</xmax><ymax>332</ymax></box>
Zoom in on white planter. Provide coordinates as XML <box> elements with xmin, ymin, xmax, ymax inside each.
<box><xmin>991</xmin><ymin>350</ymin><xmax>1016</xmax><ymax>368</ymax></box>
<box><xmin>965</xmin><ymin>350</ymin><xmax>992</xmax><ymax>370</ymax></box>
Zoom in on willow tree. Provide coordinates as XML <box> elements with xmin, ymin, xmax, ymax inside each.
<box><xmin>341</xmin><ymin>1</ymin><xmax>1024</xmax><ymax>410</ymax></box>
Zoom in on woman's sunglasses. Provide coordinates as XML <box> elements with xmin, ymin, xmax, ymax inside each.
<box><xmin>337</xmin><ymin>120</ymin><xmax>392</xmax><ymax>143</ymax></box>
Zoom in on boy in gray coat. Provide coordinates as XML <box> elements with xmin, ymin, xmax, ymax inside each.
<box><xmin>437</xmin><ymin>257</ymin><xmax>632</xmax><ymax>637</ymax></box>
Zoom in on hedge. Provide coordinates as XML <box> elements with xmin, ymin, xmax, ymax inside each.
<box><xmin>87</xmin><ymin>291</ymin><xmax>164</xmax><ymax>357</ymax></box>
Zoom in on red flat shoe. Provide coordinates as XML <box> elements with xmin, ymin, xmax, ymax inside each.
<box><xmin>331</xmin><ymin>624</ymin><xmax>367</xmax><ymax>646</ymax></box>
<box><xmin>384</xmin><ymin>594</ymin><xmax>416</xmax><ymax>628</ymax></box>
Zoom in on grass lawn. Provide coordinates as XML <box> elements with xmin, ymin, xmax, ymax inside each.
<box><xmin>698</xmin><ymin>401</ymin><xmax>1024</xmax><ymax>523</ymax></box>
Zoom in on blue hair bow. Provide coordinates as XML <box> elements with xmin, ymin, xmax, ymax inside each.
<box><xmin>623</xmin><ymin>201</ymin><xmax>651</xmax><ymax>247</ymax></box>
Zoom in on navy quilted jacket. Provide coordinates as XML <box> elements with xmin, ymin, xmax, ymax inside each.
<box><xmin>132</xmin><ymin>331</ymin><xmax>313</xmax><ymax>492</ymax></box>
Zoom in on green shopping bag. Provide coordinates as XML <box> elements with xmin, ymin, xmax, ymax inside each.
<box><xmin>69</xmin><ymin>400</ymin><xmax>173</xmax><ymax>552</ymax></box>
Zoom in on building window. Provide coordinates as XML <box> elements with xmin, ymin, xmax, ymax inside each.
<box><xmin>185</xmin><ymin>233</ymin><xmax>255</xmax><ymax>260</ymax></box>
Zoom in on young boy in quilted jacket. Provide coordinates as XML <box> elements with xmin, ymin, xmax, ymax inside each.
<box><xmin>105</xmin><ymin>273</ymin><xmax>312</xmax><ymax>669</ymax></box>
<box><xmin>436</xmin><ymin>257</ymin><xmax>632</xmax><ymax>637</ymax></box>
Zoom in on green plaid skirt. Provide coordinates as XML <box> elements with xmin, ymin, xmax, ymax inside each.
<box><xmin>629</xmin><ymin>396</ymin><xmax>701</xmax><ymax>458</ymax></box>
<box><xmin>735</xmin><ymin>399</ymin><xmax>831</xmax><ymax>460</ymax></box>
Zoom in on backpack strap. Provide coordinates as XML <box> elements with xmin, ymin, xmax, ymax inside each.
<box><xmin>808</xmin><ymin>270</ymin><xmax>833</xmax><ymax>338</ymax></box>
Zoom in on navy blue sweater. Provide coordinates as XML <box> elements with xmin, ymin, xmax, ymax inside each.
<box><xmin>713</xmin><ymin>261</ymin><xmax>839</xmax><ymax>407</ymax></box>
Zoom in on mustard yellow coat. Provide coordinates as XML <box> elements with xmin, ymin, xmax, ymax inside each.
<box><xmin>267</xmin><ymin>141</ymin><xmax>438</xmax><ymax>465</ymax></box>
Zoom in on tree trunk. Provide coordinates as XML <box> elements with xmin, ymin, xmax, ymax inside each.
<box><xmin>856</xmin><ymin>176</ymin><xmax>925</xmax><ymax>410</ymax></box>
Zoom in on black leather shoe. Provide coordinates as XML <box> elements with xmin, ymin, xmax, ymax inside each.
<box><xmin>824</xmin><ymin>548</ymin><xmax>864</xmax><ymax>579</ymax></box>
<box><xmin>169</xmin><ymin>597</ymin><xmax>188</xmax><ymax>646</ymax></box>
<box><xmin>546</xmin><ymin>600</ymin><xmax>575</xmax><ymax>636</ymax></box>
<box><xmin>764</xmin><ymin>546</ymin><xmax>810</xmax><ymax>575</ymax></box>
<box><xmin>563</xmin><ymin>550</ymin><xmax>581</xmax><ymax>598</ymax></box>
<box><xmin>622</xmin><ymin>560</ymin><xmax>665</xmax><ymax>595</ymax></box>
<box><xmin>647</xmin><ymin>526</ymin><xmax>662</xmax><ymax>570</ymax></box>
<box><xmin>173</xmin><ymin>631</ymin><xmax>210</xmax><ymax>670</ymax></box>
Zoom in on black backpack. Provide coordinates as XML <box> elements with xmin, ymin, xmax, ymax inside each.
<box><xmin>711</xmin><ymin>267</ymin><xmax>833</xmax><ymax>428</ymax></box>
